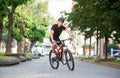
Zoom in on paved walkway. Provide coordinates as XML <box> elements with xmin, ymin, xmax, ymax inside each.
<box><xmin>0</xmin><ymin>56</ymin><xmax>120</xmax><ymax>78</ymax></box>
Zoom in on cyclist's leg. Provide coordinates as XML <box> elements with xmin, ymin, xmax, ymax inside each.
<box><xmin>57</xmin><ymin>39</ymin><xmax>64</xmax><ymax>60</ymax></box>
<box><xmin>61</xmin><ymin>47</ymin><xmax>64</xmax><ymax>60</ymax></box>
<box><xmin>51</xmin><ymin>42</ymin><xmax>56</xmax><ymax>52</ymax></box>
<box><xmin>50</xmin><ymin>38</ymin><xmax>56</xmax><ymax>52</ymax></box>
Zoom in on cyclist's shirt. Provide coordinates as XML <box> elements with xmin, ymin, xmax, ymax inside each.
<box><xmin>51</xmin><ymin>24</ymin><xmax>66</xmax><ymax>40</ymax></box>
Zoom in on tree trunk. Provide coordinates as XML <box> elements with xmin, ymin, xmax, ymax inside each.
<box><xmin>0</xmin><ymin>21</ymin><xmax>3</xmax><ymax>45</ymax></box>
<box><xmin>6</xmin><ymin>5</ymin><xmax>16</xmax><ymax>53</ymax></box>
<box><xmin>83</xmin><ymin>37</ymin><xmax>86</xmax><ymax>56</ymax></box>
<box><xmin>17</xmin><ymin>22</ymin><xmax>24</xmax><ymax>53</ymax></box>
<box><xmin>96</xmin><ymin>30</ymin><xmax>99</xmax><ymax>60</ymax></box>
<box><xmin>29</xmin><ymin>40</ymin><xmax>37</xmax><ymax>53</ymax></box>
<box><xmin>24</xmin><ymin>45</ymin><xmax>27</xmax><ymax>53</ymax></box>
<box><xmin>104</xmin><ymin>35</ymin><xmax>108</xmax><ymax>59</ymax></box>
<box><xmin>17</xmin><ymin>41</ymin><xmax>24</xmax><ymax>53</ymax></box>
<box><xmin>89</xmin><ymin>37</ymin><xmax>91</xmax><ymax>57</ymax></box>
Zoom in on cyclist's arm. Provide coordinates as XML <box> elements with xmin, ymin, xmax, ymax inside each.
<box><xmin>50</xmin><ymin>29</ymin><xmax>55</xmax><ymax>42</ymax></box>
<box><xmin>65</xmin><ymin>29</ymin><xmax>73</xmax><ymax>38</ymax></box>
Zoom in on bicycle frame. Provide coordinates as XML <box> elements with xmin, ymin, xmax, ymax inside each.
<box><xmin>56</xmin><ymin>43</ymin><xmax>63</xmax><ymax>53</ymax></box>
<box><xmin>55</xmin><ymin>38</ymin><xmax>71</xmax><ymax>61</ymax></box>
<box><xmin>55</xmin><ymin>38</ymin><xmax>71</xmax><ymax>54</ymax></box>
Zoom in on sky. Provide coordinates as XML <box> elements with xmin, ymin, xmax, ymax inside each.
<box><xmin>48</xmin><ymin>0</ymin><xmax>72</xmax><ymax>19</ymax></box>
<box><xmin>35</xmin><ymin>0</ymin><xmax>73</xmax><ymax>19</ymax></box>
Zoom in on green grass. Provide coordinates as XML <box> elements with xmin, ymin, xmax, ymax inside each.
<box><xmin>0</xmin><ymin>53</ymin><xmax>17</xmax><ymax>60</ymax></box>
<box><xmin>95</xmin><ymin>59</ymin><xmax>120</xmax><ymax>64</ymax></box>
<box><xmin>19</xmin><ymin>55</ymin><xmax>26</xmax><ymax>58</ymax></box>
<box><xmin>78</xmin><ymin>56</ymin><xmax>120</xmax><ymax>64</ymax></box>
<box><xmin>26</xmin><ymin>53</ymin><xmax>34</xmax><ymax>58</ymax></box>
<box><xmin>79</xmin><ymin>56</ymin><xmax>95</xmax><ymax>61</ymax></box>
<box><xmin>0</xmin><ymin>56</ymin><xmax>16</xmax><ymax>60</ymax></box>
<box><xmin>0</xmin><ymin>53</ymin><xmax>5</xmax><ymax>56</ymax></box>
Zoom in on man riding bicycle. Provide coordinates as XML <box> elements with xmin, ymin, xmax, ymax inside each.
<box><xmin>50</xmin><ymin>18</ymin><xmax>73</xmax><ymax>59</ymax></box>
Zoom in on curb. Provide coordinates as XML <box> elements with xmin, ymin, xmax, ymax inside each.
<box><xmin>81</xmin><ymin>59</ymin><xmax>120</xmax><ymax>69</ymax></box>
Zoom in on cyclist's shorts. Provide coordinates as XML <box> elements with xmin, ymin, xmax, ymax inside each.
<box><xmin>49</xmin><ymin>38</ymin><xmax>62</xmax><ymax>46</ymax></box>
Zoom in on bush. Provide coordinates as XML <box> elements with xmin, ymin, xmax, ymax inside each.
<box><xmin>26</xmin><ymin>53</ymin><xmax>34</xmax><ymax>58</ymax></box>
<box><xmin>32</xmin><ymin>55</ymin><xmax>40</xmax><ymax>59</ymax></box>
<box><xmin>18</xmin><ymin>55</ymin><xmax>27</xmax><ymax>62</ymax></box>
<box><xmin>25</xmin><ymin>53</ymin><xmax>40</xmax><ymax>59</ymax></box>
<box><xmin>26</xmin><ymin>53</ymin><xmax>34</xmax><ymax>60</ymax></box>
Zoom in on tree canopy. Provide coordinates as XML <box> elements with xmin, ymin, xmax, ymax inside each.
<box><xmin>66</xmin><ymin>0</ymin><xmax>120</xmax><ymax>59</ymax></box>
<box><xmin>67</xmin><ymin>0</ymin><xmax>120</xmax><ymax>42</ymax></box>
<box><xmin>0</xmin><ymin>0</ymin><xmax>50</xmax><ymax>53</ymax></box>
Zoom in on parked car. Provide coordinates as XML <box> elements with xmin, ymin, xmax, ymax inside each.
<box><xmin>32</xmin><ymin>47</ymin><xmax>39</xmax><ymax>55</ymax></box>
<box><xmin>114</xmin><ymin>51</ymin><xmax>120</xmax><ymax>60</ymax></box>
<box><xmin>114</xmin><ymin>52</ymin><xmax>120</xmax><ymax>57</ymax></box>
<box><xmin>36</xmin><ymin>46</ymin><xmax>45</xmax><ymax>57</ymax></box>
<box><xmin>32</xmin><ymin>46</ymin><xmax>45</xmax><ymax>57</ymax></box>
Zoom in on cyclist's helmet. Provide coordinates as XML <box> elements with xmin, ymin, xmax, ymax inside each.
<box><xmin>58</xmin><ymin>18</ymin><xmax>65</xmax><ymax>23</ymax></box>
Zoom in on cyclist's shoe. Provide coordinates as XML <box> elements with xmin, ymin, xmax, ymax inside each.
<box><xmin>61</xmin><ymin>59</ymin><xmax>66</xmax><ymax>65</ymax></box>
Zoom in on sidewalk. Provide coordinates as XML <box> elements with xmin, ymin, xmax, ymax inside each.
<box><xmin>75</xmin><ymin>57</ymin><xmax>120</xmax><ymax>69</ymax></box>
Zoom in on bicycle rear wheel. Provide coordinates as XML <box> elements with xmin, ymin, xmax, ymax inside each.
<box><xmin>65</xmin><ymin>50</ymin><xmax>75</xmax><ymax>71</ymax></box>
<box><xmin>49</xmin><ymin>50</ymin><xmax>59</xmax><ymax>69</ymax></box>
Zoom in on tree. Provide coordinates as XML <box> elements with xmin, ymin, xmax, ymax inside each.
<box><xmin>32</xmin><ymin>1</ymin><xmax>48</xmax><ymax>23</ymax></box>
<box><xmin>45</xmin><ymin>31</ymin><xmax>50</xmax><ymax>38</ymax></box>
<box><xmin>26</xmin><ymin>1</ymin><xmax>49</xmax><ymax>52</ymax></box>
<box><xmin>1</xmin><ymin>0</ymin><xmax>50</xmax><ymax>53</ymax></box>
<box><xmin>5</xmin><ymin>0</ymin><xmax>29</xmax><ymax>53</ymax></box>
<box><xmin>66</xmin><ymin>0</ymin><xmax>120</xmax><ymax>59</ymax></box>
<box><xmin>0</xmin><ymin>0</ymin><xmax>9</xmax><ymax>45</ymax></box>
<box><xmin>30</xmin><ymin>1</ymin><xmax>50</xmax><ymax>31</ymax></box>
<box><xmin>29</xmin><ymin>26</ymin><xmax>45</xmax><ymax>52</ymax></box>
<box><xmin>13</xmin><ymin>5</ymin><xmax>33</xmax><ymax>53</ymax></box>
<box><xmin>11</xmin><ymin>0</ymin><xmax>48</xmax><ymax>53</ymax></box>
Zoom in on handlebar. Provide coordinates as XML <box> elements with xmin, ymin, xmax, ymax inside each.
<box><xmin>56</xmin><ymin>38</ymin><xmax>72</xmax><ymax>44</ymax></box>
<box><xmin>61</xmin><ymin>38</ymin><xmax>72</xmax><ymax>42</ymax></box>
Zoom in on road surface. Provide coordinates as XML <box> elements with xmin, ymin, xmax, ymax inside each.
<box><xmin>0</xmin><ymin>56</ymin><xmax>120</xmax><ymax>78</ymax></box>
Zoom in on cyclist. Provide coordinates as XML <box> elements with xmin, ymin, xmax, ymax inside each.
<box><xmin>50</xmin><ymin>18</ymin><xmax>73</xmax><ymax>59</ymax></box>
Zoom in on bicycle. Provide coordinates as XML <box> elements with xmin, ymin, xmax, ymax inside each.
<box><xmin>49</xmin><ymin>38</ymin><xmax>75</xmax><ymax>71</ymax></box>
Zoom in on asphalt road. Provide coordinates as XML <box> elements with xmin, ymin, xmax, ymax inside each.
<box><xmin>0</xmin><ymin>56</ymin><xmax>120</xmax><ymax>78</ymax></box>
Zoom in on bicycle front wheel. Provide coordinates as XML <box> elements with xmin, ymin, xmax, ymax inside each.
<box><xmin>65</xmin><ymin>50</ymin><xmax>75</xmax><ymax>71</ymax></box>
<box><xmin>49</xmin><ymin>50</ymin><xmax>59</xmax><ymax>69</ymax></box>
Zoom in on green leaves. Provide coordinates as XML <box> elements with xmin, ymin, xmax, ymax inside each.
<box><xmin>12</xmin><ymin>0</ymin><xmax>48</xmax><ymax>43</ymax></box>
<box><xmin>1</xmin><ymin>0</ymin><xmax>50</xmax><ymax>44</ymax></box>
<box><xmin>12</xmin><ymin>26</ymin><xmax>24</xmax><ymax>41</ymax></box>
<box><xmin>67</xmin><ymin>0</ymin><xmax>120</xmax><ymax>43</ymax></box>
<box><xmin>31</xmin><ymin>28</ymin><xmax>45</xmax><ymax>42</ymax></box>
<box><xmin>0</xmin><ymin>0</ymin><xmax>9</xmax><ymax>22</ymax></box>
